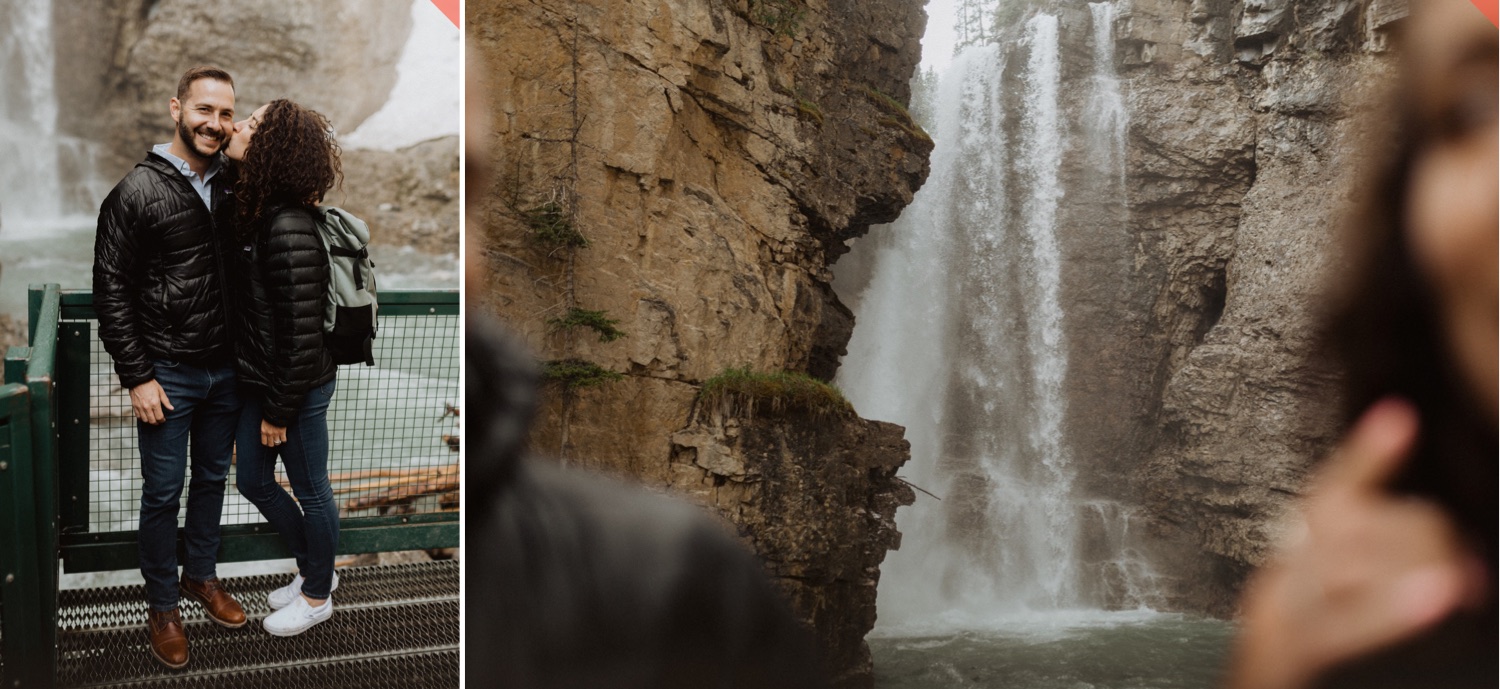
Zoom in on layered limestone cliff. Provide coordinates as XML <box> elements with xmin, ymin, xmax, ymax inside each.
<box><xmin>669</xmin><ymin>405</ymin><xmax>914</xmax><ymax>685</ymax></box>
<box><xmin>49</xmin><ymin>0</ymin><xmax>457</xmax><ymax>254</ymax></box>
<box><xmin>471</xmin><ymin>0</ymin><xmax>930</xmax><ymax>685</ymax></box>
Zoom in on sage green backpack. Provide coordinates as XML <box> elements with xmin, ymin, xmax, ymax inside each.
<box><xmin>316</xmin><ymin>206</ymin><xmax>378</xmax><ymax>366</ymax></box>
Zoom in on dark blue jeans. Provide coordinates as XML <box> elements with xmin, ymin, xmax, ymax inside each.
<box><xmin>235</xmin><ymin>379</ymin><xmax>339</xmax><ymax>599</ymax></box>
<box><xmin>137</xmin><ymin>359</ymin><xmax>241</xmax><ymax>612</ymax></box>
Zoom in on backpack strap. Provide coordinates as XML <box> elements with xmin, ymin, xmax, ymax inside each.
<box><xmin>329</xmin><ymin>245</ymin><xmax>369</xmax><ymax>289</ymax></box>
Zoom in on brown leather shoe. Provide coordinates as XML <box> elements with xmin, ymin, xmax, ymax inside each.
<box><xmin>147</xmin><ymin>608</ymin><xmax>189</xmax><ymax>669</ymax></box>
<box><xmin>180</xmin><ymin>575</ymin><xmax>247</xmax><ymax>628</ymax></box>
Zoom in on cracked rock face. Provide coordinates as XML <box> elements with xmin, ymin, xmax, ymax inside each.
<box><xmin>670</xmin><ymin>410</ymin><xmax>914</xmax><ymax>686</ymax></box>
<box><xmin>472</xmin><ymin>0</ymin><xmax>929</xmax><ymax>385</ymax></box>
<box><xmin>1100</xmin><ymin>0</ymin><xmax>1401</xmax><ymax>614</ymax></box>
<box><xmin>472</xmin><ymin>0</ymin><xmax>929</xmax><ymax>685</ymax></box>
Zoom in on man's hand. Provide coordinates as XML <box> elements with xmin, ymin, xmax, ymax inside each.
<box><xmin>261</xmin><ymin>420</ymin><xmax>288</xmax><ymax>448</ymax></box>
<box><xmin>129</xmin><ymin>379</ymin><xmax>175</xmax><ymax>425</ymax></box>
<box><xmin>1228</xmin><ymin>398</ymin><xmax>1486</xmax><ymax>689</ymax></box>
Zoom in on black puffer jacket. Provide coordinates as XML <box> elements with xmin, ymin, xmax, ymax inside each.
<box><xmin>93</xmin><ymin>152</ymin><xmax>236</xmax><ymax>388</ymax></box>
<box><xmin>468</xmin><ymin>316</ymin><xmax>825</xmax><ymax>689</ymax></box>
<box><xmin>230</xmin><ymin>204</ymin><xmax>336</xmax><ymax>427</ymax></box>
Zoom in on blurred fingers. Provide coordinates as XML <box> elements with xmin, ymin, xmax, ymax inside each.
<box><xmin>1317</xmin><ymin>397</ymin><xmax>1420</xmax><ymax>493</ymax></box>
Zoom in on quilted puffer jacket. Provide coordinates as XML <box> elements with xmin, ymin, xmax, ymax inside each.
<box><xmin>93</xmin><ymin>152</ymin><xmax>236</xmax><ymax>389</ymax></box>
<box><xmin>229</xmin><ymin>204</ymin><xmax>336</xmax><ymax>427</ymax></box>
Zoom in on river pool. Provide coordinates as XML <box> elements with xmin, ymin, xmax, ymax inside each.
<box><xmin>872</xmin><ymin>612</ymin><xmax>1234</xmax><ymax>689</ymax></box>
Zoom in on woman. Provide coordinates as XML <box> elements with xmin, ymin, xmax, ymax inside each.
<box><xmin>223</xmin><ymin>99</ymin><xmax>342</xmax><ymax>636</ymax></box>
<box><xmin>1229</xmin><ymin>2</ymin><xmax>1496</xmax><ymax>687</ymax></box>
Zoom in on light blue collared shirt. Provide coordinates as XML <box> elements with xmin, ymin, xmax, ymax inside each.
<box><xmin>152</xmin><ymin>143</ymin><xmax>222</xmax><ymax>211</ymax></box>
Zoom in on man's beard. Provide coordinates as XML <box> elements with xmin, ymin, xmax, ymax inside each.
<box><xmin>177</xmin><ymin>117</ymin><xmax>224</xmax><ymax>160</ymax></box>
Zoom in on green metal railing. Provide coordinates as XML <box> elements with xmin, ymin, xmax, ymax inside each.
<box><xmin>1</xmin><ymin>284</ymin><xmax>63</xmax><ymax>688</ymax></box>
<box><xmin>0</xmin><ymin>384</ymin><xmax>40</xmax><ymax>688</ymax></box>
<box><xmin>0</xmin><ymin>285</ymin><xmax>460</xmax><ymax>688</ymax></box>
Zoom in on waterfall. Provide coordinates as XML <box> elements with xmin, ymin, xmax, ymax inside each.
<box><xmin>0</xmin><ymin>0</ymin><xmax>63</xmax><ymax>227</ymax></box>
<box><xmin>1012</xmin><ymin>12</ymin><xmax>1074</xmax><ymax>609</ymax></box>
<box><xmin>0</xmin><ymin>0</ymin><xmax>109</xmax><ymax>235</ymax></box>
<box><xmin>1086</xmin><ymin>2</ymin><xmax>1126</xmax><ymax>188</ymax></box>
<box><xmin>842</xmin><ymin>4</ymin><xmax>1156</xmax><ymax>632</ymax></box>
<box><xmin>841</xmin><ymin>40</ymin><xmax>1002</xmax><ymax>626</ymax></box>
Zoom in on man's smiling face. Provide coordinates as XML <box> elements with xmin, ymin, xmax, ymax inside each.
<box><xmin>170</xmin><ymin>78</ymin><xmax>235</xmax><ymax>161</ymax></box>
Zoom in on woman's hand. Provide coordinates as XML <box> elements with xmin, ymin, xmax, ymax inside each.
<box><xmin>261</xmin><ymin>420</ymin><xmax>288</xmax><ymax>448</ymax></box>
<box><xmin>1228</xmin><ymin>398</ymin><xmax>1485</xmax><ymax>689</ymax></box>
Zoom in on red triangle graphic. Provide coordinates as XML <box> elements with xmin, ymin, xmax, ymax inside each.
<box><xmin>1471</xmin><ymin>0</ymin><xmax>1499</xmax><ymax>27</ymax></box>
<box><xmin>429</xmin><ymin>0</ymin><xmax>459</xmax><ymax>28</ymax></box>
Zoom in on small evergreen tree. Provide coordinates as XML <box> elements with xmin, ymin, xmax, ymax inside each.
<box><xmin>955</xmin><ymin>0</ymin><xmax>1000</xmax><ymax>50</ymax></box>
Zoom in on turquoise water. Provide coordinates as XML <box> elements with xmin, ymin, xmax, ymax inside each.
<box><xmin>871</xmin><ymin>613</ymin><xmax>1235</xmax><ymax>689</ymax></box>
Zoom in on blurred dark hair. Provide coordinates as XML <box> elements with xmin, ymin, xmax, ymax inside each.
<box><xmin>1322</xmin><ymin>33</ymin><xmax>1498</xmax><ymax>566</ymax></box>
<box><xmin>234</xmin><ymin>99</ymin><xmax>342</xmax><ymax>232</ymax></box>
<box><xmin>175</xmin><ymin>66</ymin><xmax>234</xmax><ymax>102</ymax></box>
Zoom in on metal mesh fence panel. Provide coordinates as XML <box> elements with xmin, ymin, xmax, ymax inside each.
<box><xmin>65</xmin><ymin>301</ymin><xmax>458</xmax><ymax>534</ymax></box>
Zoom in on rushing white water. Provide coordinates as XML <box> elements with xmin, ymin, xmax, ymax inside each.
<box><xmin>842</xmin><ymin>5</ymin><xmax>1156</xmax><ymax>634</ymax></box>
<box><xmin>1012</xmin><ymin>13</ymin><xmax>1075</xmax><ymax>609</ymax></box>
<box><xmin>0</xmin><ymin>0</ymin><xmax>111</xmax><ymax>233</ymax></box>
<box><xmin>0</xmin><ymin>0</ymin><xmax>64</xmax><ymax>225</ymax></box>
<box><xmin>840</xmin><ymin>41</ymin><xmax>995</xmax><ymax>625</ymax></box>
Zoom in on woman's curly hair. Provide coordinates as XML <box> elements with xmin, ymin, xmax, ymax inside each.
<box><xmin>234</xmin><ymin>99</ymin><xmax>342</xmax><ymax>233</ymax></box>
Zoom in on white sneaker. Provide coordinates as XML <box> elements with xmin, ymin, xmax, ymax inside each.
<box><xmin>263</xmin><ymin>594</ymin><xmax>333</xmax><ymax>637</ymax></box>
<box><xmin>268</xmin><ymin>571</ymin><xmax>339</xmax><ymax>610</ymax></box>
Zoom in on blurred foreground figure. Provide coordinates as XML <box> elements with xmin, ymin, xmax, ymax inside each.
<box><xmin>464</xmin><ymin>47</ymin><xmax>824</xmax><ymax>688</ymax></box>
<box><xmin>1228</xmin><ymin>2</ymin><xmax>1497</xmax><ymax>688</ymax></box>
<box><xmin>465</xmin><ymin>320</ymin><xmax>824</xmax><ymax>689</ymax></box>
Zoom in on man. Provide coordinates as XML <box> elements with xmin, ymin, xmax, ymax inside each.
<box><xmin>93</xmin><ymin>66</ymin><xmax>247</xmax><ymax>670</ymax></box>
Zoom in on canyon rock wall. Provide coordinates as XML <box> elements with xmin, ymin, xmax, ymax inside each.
<box><xmin>1058</xmin><ymin>0</ymin><xmax>1401</xmax><ymax>613</ymax></box>
<box><xmin>669</xmin><ymin>406</ymin><xmax>914</xmax><ymax>686</ymax></box>
<box><xmin>471</xmin><ymin>0</ymin><xmax>930</xmax><ymax>685</ymax></box>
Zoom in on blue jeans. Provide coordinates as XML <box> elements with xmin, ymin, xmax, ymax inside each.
<box><xmin>235</xmin><ymin>379</ymin><xmax>339</xmax><ymax>599</ymax></box>
<box><xmin>137</xmin><ymin>359</ymin><xmax>241</xmax><ymax>612</ymax></box>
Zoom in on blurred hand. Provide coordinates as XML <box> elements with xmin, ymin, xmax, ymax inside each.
<box><xmin>1228</xmin><ymin>398</ymin><xmax>1485</xmax><ymax>689</ymax></box>
<box><xmin>129</xmin><ymin>379</ymin><xmax>174</xmax><ymax>425</ymax></box>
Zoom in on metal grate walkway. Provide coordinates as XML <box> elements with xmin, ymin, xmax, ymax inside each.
<box><xmin>55</xmin><ymin>560</ymin><xmax>458</xmax><ymax>688</ymax></box>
